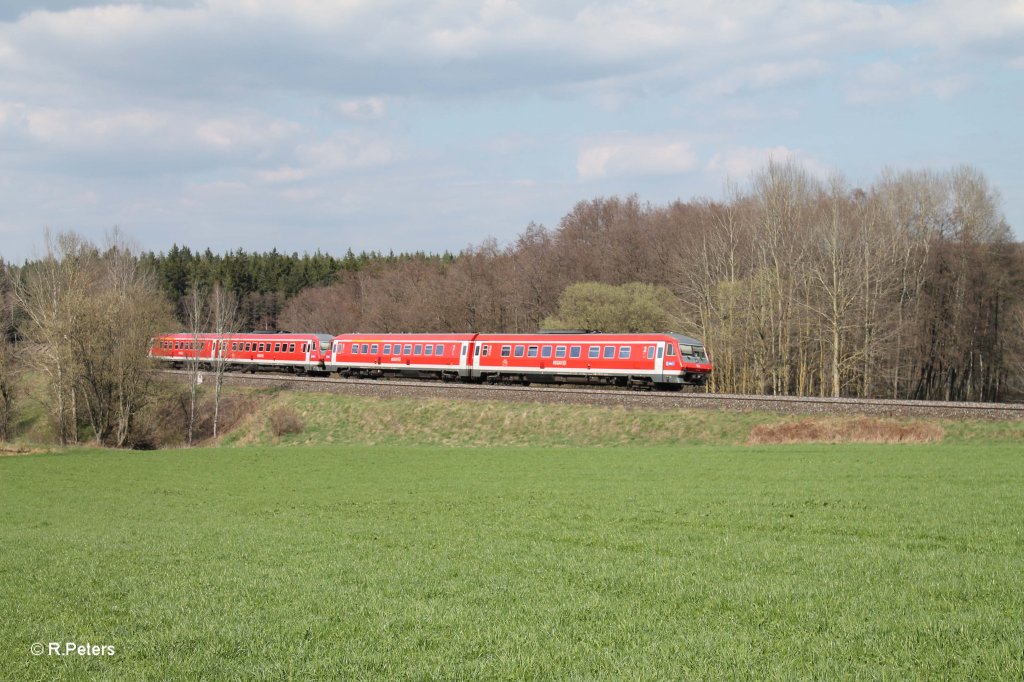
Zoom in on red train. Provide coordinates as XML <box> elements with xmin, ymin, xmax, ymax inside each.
<box><xmin>151</xmin><ymin>330</ymin><xmax>712</xmax><ymax>390</ymax></box>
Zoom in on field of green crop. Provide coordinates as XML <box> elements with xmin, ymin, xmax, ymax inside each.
<box><xmin>2</xmin><ymin>442</ymin><xmax>1023</xmax><ymax>679</ymax></box>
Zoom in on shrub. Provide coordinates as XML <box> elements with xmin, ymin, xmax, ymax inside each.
<box><xmin>268</xmin><ymin>406</ymin><xmax>304</xmax><ymax>438</ymax></box>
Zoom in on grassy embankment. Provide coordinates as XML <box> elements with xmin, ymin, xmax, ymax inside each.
<box><xmin>2</xmin><ymin>435</ymin><xmax>1023</xmax><ymax>679</ymax></box>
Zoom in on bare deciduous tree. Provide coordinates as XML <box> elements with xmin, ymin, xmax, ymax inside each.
<box><xmin>209</xmin><ymin>282</ymin><xmax>239</xmax><ymax>439</ymax></box>
<box><xmin>11</xmin><ymin>232</ymin><xmax>94</xmax><ymax>444</ymax></box>
<box><xmin>183</xmin><ymin>283</ymin><xmax>208</xmax><ymax>446</ymax></box>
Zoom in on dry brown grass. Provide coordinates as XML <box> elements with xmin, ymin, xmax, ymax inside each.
<box><xmin>748</xmin><ymin>417</ymin><xmax>945</xmax><ymax>445</ymax></box>
<box><xmin>267</xmin><ymin>405</ymin><xmax>305</xmax><ymax>438</ymax></box>
<box><xmin>0</xmin><ymin>444</ymin><xmax>47</xmax><ymax>456</ymax></box>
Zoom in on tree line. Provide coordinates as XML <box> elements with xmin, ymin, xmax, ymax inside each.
<box><xmin>139</xmin><ymin>246</ymin><xmax>453</xmax><ymax>330</ymax></box>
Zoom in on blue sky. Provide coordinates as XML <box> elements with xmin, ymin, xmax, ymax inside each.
<box><xmin>1</xmin><ymin>0</ymin><xmax>1022</xmax><ymax>262</ymax></box>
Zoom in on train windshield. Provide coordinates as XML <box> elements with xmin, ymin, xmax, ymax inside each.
<box><xmin>679</xmin><ymin>344</ymin><xmax>708</xmax><ymax>361</ymax></box>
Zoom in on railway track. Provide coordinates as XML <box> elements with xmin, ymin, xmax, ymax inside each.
<box><xmin>159</xmin><ymin>369</ymin><xmax>1024</xmax><ymax>420</ymax></box>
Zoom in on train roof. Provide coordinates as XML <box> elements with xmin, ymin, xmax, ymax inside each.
<box><xmin>474</xmin><ymin>331</ymin><xmax>704</xmax><ymax>343</ymax></box>
<box><xmin>666</xmin><ymin>333</ymin><xmax>705</xmax><ymax>346</ymax></box>
<box><xmin>161</xmin><ymin>331</ymin><xmax>333</xmax><ymax>341</ymax></box>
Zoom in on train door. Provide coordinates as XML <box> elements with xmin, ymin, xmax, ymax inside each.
<box><xmin>654</xmin><ymin>342</ymin><xmax>665</xmax><ymax>382</ymax></box>
<box><xmin>459</xmin><ymin>342</ymin><xmax>471</xmax><ymax>379</ymax></box>
<box><xmin>470</xmin><ymin>342</ymin><xmax>482</xmax><ymax>380</ymax></box>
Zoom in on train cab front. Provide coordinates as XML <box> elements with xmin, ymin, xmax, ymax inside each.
<box><xmin>309</xmin><ymin>334</ymin><xmax>334</xmax><ymax>374</ymax></box>
<box><xmin>666</xmin><ymin>335</ymin><xmax>712</xmax><ymax>386</ymax></box>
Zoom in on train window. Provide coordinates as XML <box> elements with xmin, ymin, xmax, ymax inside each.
<box><xmin>383</xmin><ymin>344</ymin><xmax>391</xmax><ymax>355</ymax></box>
<box><xmin>514</xmin><ymin>345</ymin><xmax>525</xmax><ymax>358</ymax></box>
<box><xmin>541</xmin><ymin>345</ymin><xmax>552</xmax><ymax>358</ymax></box>
<box><xmin>404</xmin><ymin>344</ymin><xmax>413</xmax><ymax>355</ymax></box>
<box><xmin>425</xmin><ymin>345</ymin><xmax>433</xmax><ymax>356</ymax></box>
<box><xmin>588</xmin><ymin>346</ymin><xmax>600</xmax><ymax>359</ymax></box>
<box><xmin>570</xmin><ymin>346</ymin><xmax>581</xmax><ymax>358</ymax></box>
<box><xmin>231</xmin><ymin>342</ymin><xmax>236</xmax><ymax>351</ymax></box>
<box><xmin>527</xmin><ymin>345</ymin><xmax>538</xmax><ymax>358</ymax></box>
<box><xmin>461</xmin><ymin>344</ymin><xmax>468</xmax><ymax>356</ymax></box>
<box><xmin>501</xmin><ymin>345</ymin><xmax>511</xmax><ymax>357</ymax></box>
<box><xmin>353</xmin><ymin>345</ymin><xmax>360</xmax><ymax>354</ymax></box>
<box><xmin>666</xmin><ymin>344</ymin><xmax>676</xmax><ymax>356</ymax></box>
<box><xmin>646</xmin><ymin>346</ymin><xmax>655</xmax><ymax>360</ymax></box>
<box><xmin>435</xmin><ymin>344</ymin><xmax>444</xmax><ymax>355</ymax></box>
<box><xmin>680</xmin><ymin>344</ymin><xmax>693</xmax><ymax>356</ymax></box>
<box><xmin>555</xmin><ymin>346</ymin><xmax>566</xmax><ymax>358</ymax></box>
<box><xmin>657</xmin><ymin>347</ymin><xmax>663</xmax><ymax>359</ymax></box>
<box><xmin>371</xmin><ymin>344</ymin><xmax>379</xmax><ymax>354</ymax></box>
<box><xmin>619</xmin><ymin>346</ymin><xmax>631</xmax><ymax>359</ymax></box>
<box><xmin>482</xmin><ymin>345</ymin><xmax>490</xmax><ymax>357</ymax></box>
<box><xmin>361</xmin><ymin>344</ymin><xmax>369</xmax><ymax>354</ymax></box>
<box><xmin>272</xmin><ymin>343</ymin><xmax>278</xmax><ymax>352</ymax></box>
<box><xmin>289</xmin><ymin>343</ymin><xmax>296</xmax><ymax>352</ymax></box>
<box><xmin>603</xmin><ymin>346</ymin><xmax>615</xmax><ymax>359</ymax></box>
<box><xmin>414</xmin><ymin>344</ymin><xmax>423</xmax><ymax>355</ymax></box>
<box><xmin>474</xmin><ymin>346</ymin><xmax>479</xmax><ymax>356</ymax></box>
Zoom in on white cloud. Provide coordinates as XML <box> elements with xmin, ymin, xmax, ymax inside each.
<box><xmin>690</xmin><ymin>59</ymin><xmax>827</xmax><ymax>99</ymax></box>
<box><xmin>706</xmin><ymin>146</ymin><xmax>829</xmax><ymax>180</ymax></box>
<box><xmin>488</xmin><ymin>134</ymin><xmax>538</xmax><ymax>155</ymax></box>
<box><xmin>259</xmin><ymin>130</ymin><xmax>401</xmax><ymax>184</ymax></box>
<box><xmin>577</xmin><ymin>135</ymin><xmax>698</xmax><ymax>181</ymax></box>
<box><xmin>335</xmin><ymin>97</ymin><xmax>387</xmax><ymax>121</ymax></box>
<box><xmin>845</xmin><ymin>60</ymin><xmax>972</xmax><ymax>104</ymax></box>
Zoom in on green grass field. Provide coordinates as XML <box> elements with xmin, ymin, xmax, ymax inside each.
<box><xmin>3</xmin><ymin>442</ymin><xmax>1023</xmax><ymax>679</ymax></box>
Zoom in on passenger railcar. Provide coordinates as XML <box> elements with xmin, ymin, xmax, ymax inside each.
<box><xmin>325</xmin><ymin>331</ymin><xmax>710</xmax><ymax>389</ymax></box>
<box><xmin>471</xmin><ymin>332</ymin><xmax>710</xmax><ymax>389</ymax></box>
<box><xmin>327</xmin><ymin>333</ymin><xmax>477</xmax><ymax>381</ymax></box>
<box><xmin>150</xmin><ymin>331</ymin><xmax>333</xmax><ymax>374</ymax></box>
